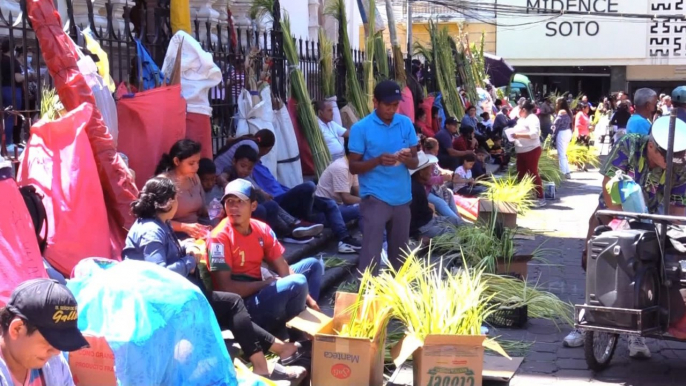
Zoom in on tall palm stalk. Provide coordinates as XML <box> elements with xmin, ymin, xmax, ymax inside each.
<box><xmin>363</xmin><ymin>0</ymin><xmax>378</xmax><ymax>113</ymax></box>
<box><xmin>319</xmin><ymin>28</ymin><xmax>335</xmax><ymax>98</ymax></box>
<box><xmin>429</xmin><ymin>21</ymin><xmax>463</xmax><ymax>119</ymax></box>
<box><xmin>384</xmin><ymin>0</ymin><xmax>406</xmax><ymax>87</ymax></box>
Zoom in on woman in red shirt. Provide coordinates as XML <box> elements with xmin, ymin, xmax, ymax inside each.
<box><xmin>575</xmin><ymin>102</ymin><xmax>592</xmax><ymax>148</ymax></box>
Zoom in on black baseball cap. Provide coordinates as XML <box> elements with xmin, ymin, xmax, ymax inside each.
<box><xmin>373</xmin><ymin>80</ymin><xmax>403</xmax><ymax>103</ymax></box>
<box><xmin>445</xmin><ymin>116</ymin><xmax>459</xmax><ymax>126</ymax></box>
<box><xmin>7</xmin><ymin>279</ymin><xmax>89</xmax><ymax>352</ymax></box>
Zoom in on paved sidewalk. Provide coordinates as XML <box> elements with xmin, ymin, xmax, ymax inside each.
<box><xmin>500</xmin><ymin>168</ymin><xmax>686</xmax><ymax>386</ymax></box>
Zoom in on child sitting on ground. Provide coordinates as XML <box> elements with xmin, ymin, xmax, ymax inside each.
<box><xmin>453</xmin><ymin>154</ymin><xmax>487</xmax><ymax>197</ymax></box>
<box><xmin>489</xmin><ymin>135</ymin><xmax>510</xmax><ymax>171</ymax></box>
<box><xmin>198</xmin><ymin>158</ymin><xmax>224</xmax><ymax>226</ymax></box>
<box><xmin>472</xmin><ymin>148</ymin><xmax>489</xmax><ymax>179</ymax></box>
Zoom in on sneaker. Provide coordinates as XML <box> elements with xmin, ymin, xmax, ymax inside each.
<box><xmin>283</xmin><ymin>234</ymin><xmax>314</xmax><ymax>244</ymax></box>
<box><xmin>533</xmin><ymin>199</ymin><xmax>547</xmax><ymax>208</ymax></box>
<box><xmin>628</xmin><ymin>336</ymin><xmax>651</xmax><ymax>359</ymax></box>
<box><xmin>380</xmin><ymin>248</ymin><xmax>390</xmax><ymax>267</ymax></box>
<box><xmin>292</xmin><ymin>221</ymin><xmax>323</xmax><ymax>238</ymax></box>
<box><xmin>563</xmin><ymin>329</ymin><xmax>585</xmax><ymax>348</ymax></box>
<box><xmin>564</xmin><ymin>173</ymin><xmax>572</xmax><ymax>180</ymax></box>
<box><xmin>338</xmin><ymin>237</ymin><xmax>361</xmax><ymax>254</ymax></box>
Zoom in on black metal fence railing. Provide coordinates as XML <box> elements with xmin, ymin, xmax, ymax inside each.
<box><xmin>2</xmin><ymin>0</ymin><xmax>426</xmax><ymax>154</ymax></box>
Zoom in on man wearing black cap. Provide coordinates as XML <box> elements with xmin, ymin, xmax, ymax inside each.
<box><xmin>348</xmin><ymin>80</ymin><xmax>419</xmax><ymax>273</ymax></box>
<box><xmin>1</xmin><ymin>278</ymin><xmax>88</xmax><ymax>385</ymax></box>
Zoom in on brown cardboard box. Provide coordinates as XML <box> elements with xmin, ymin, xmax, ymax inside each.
<box><xmin>287</xmin><ymin>292</ymin><xmax>387</xmax><ymax>386</ymax></box>
<box><xmin>496</xmin><ymin>254</ymin><xmax>533</xmax><ymax>278</ymax></box>
<box><xmin>477</xmin><ymin>200</ymin><xmax>518</xmax><ymax>229</ymax></box>
<box><xmin>391</xmin><ymin>334</ymin><xmax>486</xmax><ymax>386</ymax></box>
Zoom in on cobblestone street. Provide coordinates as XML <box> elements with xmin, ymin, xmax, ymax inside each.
<box><xmin>498</xmin><ymin>162</ymin><xmax>686</xmax><ymax>386</ymax></box>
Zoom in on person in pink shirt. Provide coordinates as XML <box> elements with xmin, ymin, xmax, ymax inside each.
<box><xmin>575</xmin><ymin>102</ymin><xmax>592</xmax><ymax>148</ymax></box>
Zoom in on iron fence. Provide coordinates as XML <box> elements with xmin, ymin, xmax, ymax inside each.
<box><xmin>1</xmin><ymin>0</ymin><xmax>424</xmax><ymax>154</ymax></box>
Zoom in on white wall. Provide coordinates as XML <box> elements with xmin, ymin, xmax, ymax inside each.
<box><xmin>346</xmin><ymin>0</ymin><xmax>363</xmax><ymax>49</ymax></box>
<box><xmin>282</xmin><ymin>0</ymin><xmax>310</xmax><ymax>40</ymax></box>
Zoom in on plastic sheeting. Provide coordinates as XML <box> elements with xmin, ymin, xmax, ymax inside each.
<box><xmin>26</xmin><ymin>0</ymin><xmax>138</xmax><ymax>234</ymax></box>
<box><xmin>171</xmin><ymin>0</ymin><xmax>192</xmax><ymax>34</ymax></box>
<box><xmin>235</xmin><ymin>87</ymin><xmax>277</xmax><ymax>176</ymax></box>
<box><xmin>186</xmin><ymin>112</ymin><xmax>213</xmax><ymax>159</ymax></box>
<box><xmin>117</xmin><ymin>85</ymin><xmax>187</xmax><ymax>188</ymax></box>
<box><xmin>67</xmin><ymin>259</ymin><xmax>238</xmax><ymax>386</ymax></box>
<box><xmin>76</xmin><ymin>45</ymin><xmax>118</xmax><ymax>146</ymax></box>
<box><xmin>454</xmin><ymin>195</ymin><xmax>478</xmax><ymax>222</ymax></box>
<box><xmin>82</xmin><ymin>28</ymin><xmax>115</xmax><ymax>93</ymax></box>
<box><xmin>288</xmin><ymin>98</ymin><xmax>315</xmax><ymax>176</ymax></box>
<box><xmin>0</xmin><ymin>162</ymin><xmax>48</xmax><ymax>306</ymax></box>
<box><xmin>326</xmin><ymin>96</ymin><xmax>343</xmax><ymax>126</ymax></box>
<box><xmin>397</xmin><ymin>86</ymin><xmax>415</xmax><ymax>124</ymax></box>
<box><xmin>274</xmin><ymin>104</ymin><xmax>303</xmax><ymax>188</ymax></box>
<box><xmin>161</xmin><ymin>31</ymin><xmax>222</xmax><ymax>116</ymax></box>
<box><xmin>17</xmin><ymin>104</ymin><xmax>113</xmax><ymax>276</ymax></box>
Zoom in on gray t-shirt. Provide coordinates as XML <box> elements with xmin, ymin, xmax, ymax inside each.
<box><xmin>214</xmin><ymin>139</ymin><xmax>259</xmax><ymax>175</ymax></box>
<box><xmin>0</xmin><ymin>352</ymin><xmax>75</xmax><ymax>386</ymax></box>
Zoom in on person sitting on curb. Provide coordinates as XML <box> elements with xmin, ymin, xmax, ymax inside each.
<box><xmin>250</xmin><ymin>146</ymin><xmax>361</xmax><ymax>252</ymax></box>
<box><xmin>122</xmin><ymin>177</ymin><xmax>306</xmax><ymax>382</ymax></box>
<box><xmin>225</xmin><ymin>145</ymin><xmax>323</xmax><ymax>244</ymax></box>
<box><xmin>314</xmin><ymin>139</ymin><xmax>363</xmax><ymax>253</ymax></box>
<box><xmin>0</xmin><ymin>278</ymin><xmax>89</xmax><ymax>385</ymax></box>
<box><xmin>410</xmin><ymin>152</ymin><xmax>464</xmax><ymax>241</ymax></box>
<box><xmin>316</xmin><ymin>100</ymin><xmax>350</xmax><ymax>161</ymax></box>
<box><xmin>420</xmin><ymin>137</ymin><xmax>460</xmax><ymax>221</ymax></box>
<box><xmin>452</xmin><ymin>154</ymin><xmax>487</xmax><ymax>197</ymax></box>
<box><xmin>208</xmin><ymin>179</ymin><xmax>323</xmax><ymax>339</ymax></box>
<box><xmin>215</xmin><ymin>129</ymin><xmax>275</xmax><ymax>185</ymax></box>
<box><xmin>434</xmin><ymin>117</ymin><xmax>471</xmax><ymax>171</ymax></box>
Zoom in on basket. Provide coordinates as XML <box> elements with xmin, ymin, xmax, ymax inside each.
<box><xmin>486</xmin><ymin>303</ymin><xmax>528</xmax><ymax>328</ymax></box>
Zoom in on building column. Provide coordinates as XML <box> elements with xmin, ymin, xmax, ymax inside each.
<box><xmin>190</xmin><ymin>0</ymin><xmax>220</xmax><ymax>44</ymax></box>
<box><xmin>610</xmin><ymin>66</ymin><xmax>627</xmax><ymax>93</ymax></box>
<box><xmin>213</xmin><ymin>0</ymin><xmax>229</xmax><ymax>45</ymax></box>
<box><xmin>229</xmin><ymin>0</ymin><xmax>253</xmax><ymax>46</ymax></box>
<box><xmin>71</xmin><ymin>0</ymin><xmax>131</xmax><ymax>35</ymax></box>
<box><xmin>308</xmin><ymin>0</ymin><xmax>319</xmax><ymax>41</ymax></box>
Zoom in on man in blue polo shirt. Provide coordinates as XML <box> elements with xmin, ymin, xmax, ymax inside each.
<box><xmin>626</xmin><ymin>88</ymin><xmax>657</xmax><ymax>136</ymax></box>
<box><xmin>348</xmin><ymin>80</ymin><xmax>419</xmax><ymax>273</ymax></box>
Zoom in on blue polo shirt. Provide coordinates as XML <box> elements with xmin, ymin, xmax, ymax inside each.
<box><xmin>626</xmin><ymin>114</ymin><xmax>651</xmax><ymax>136</ymax></box>
<box><xmin>349</xmin><ymin>111</ymin><xmax>418</xmax><ymax>206</ymax></box>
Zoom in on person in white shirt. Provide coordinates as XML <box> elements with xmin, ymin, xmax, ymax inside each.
<box><xmin>510</xmin><ymin>100</ymin><xmax>546</xmax><ymax>207</ymax></box>
<box><xmin>316</xmin><ymin>101</ymin><xmax>350</xmax><ymax>160</ymax></box>
<box><xmin>661</xmin><ymin>95</ymin><xmax>673</xmax><ymax>116</ymax></box>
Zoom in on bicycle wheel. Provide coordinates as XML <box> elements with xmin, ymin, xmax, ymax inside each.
<box><xmin>584</xmin><ymin>330</ymin><xmax>618</xmax><ymax>371</ymax></box>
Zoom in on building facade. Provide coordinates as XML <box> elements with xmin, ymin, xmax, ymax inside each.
<box><xmin>496</xmin><ymin>0</ymin><xmax>686</xmax><ymax>100</ymax></box>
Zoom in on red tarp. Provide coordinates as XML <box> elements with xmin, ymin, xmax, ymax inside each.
<box><xmin>117</xmin><ymin>86</ymin><xmax>187</xmax><ymax>188</ymax></box>
<box><xmin>288</xmin><ymin>98</ymin><xmax>315</xmax><ymax>176</ymax></box>
<box><xmin>18</xmin><ymin>104</ymin><xmax>114</xmax><ymax>276</ymax></box>
<box><xmin>397</xmin><ymin>86</ymin><xmax>415</xmax><ymax>124</ymax></box>
<box><xmin>26</xmin><ymin>0</ymin><xmax>138</xmax><ymax>238</ymax></box>
<box><xmin>186</xmin><ymin>112</ymin><xmax>213</xmax><ymax>159</ymax></box>
<box><xmin>0</xmin><ymin>165</ymin><xmax>48</xmax><ymax>306</ymax></box>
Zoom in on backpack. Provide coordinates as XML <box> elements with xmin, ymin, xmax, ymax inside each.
<box><xmin>19</xmin><ymin>185</ymin><xmax>48</xmax><ymax>253</ymax></box>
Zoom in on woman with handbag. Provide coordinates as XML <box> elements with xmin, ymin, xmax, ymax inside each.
<box><xmin>122</xmin><ymin>176</ymin><xmax>307</xmax><ymax>382</ymax></box>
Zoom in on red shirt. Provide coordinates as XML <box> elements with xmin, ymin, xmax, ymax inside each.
<box><xmin>575</xmin><ymin>111</ymin><xmax>590</xmax><ymax>136</ymax></box>
<box><xmin>207</xmin><ymin>218</ymin><xmax>285</xmax><ymax>283</ymax></box>
<box><xmin>452</xmin><ymin>135</ymin><xmax>474</xmax><ymax>151</ymax></box>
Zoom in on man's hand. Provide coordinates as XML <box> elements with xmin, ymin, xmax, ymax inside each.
<box><xmin>378</xmin><ymin>153</ymin><xmax>398</xmax><ymax>166</ymax></box>
<box><xmin>183</xmin><ymin>223</ymin><xmax>211</xmax><ymax>239</ymax></box>
<box><xmin>306</xmin><ymin>295</ymin><xmax>320</xmax><ymax>312</ymax></box>
<box><xmin>397</xmin><ymin>149</ymin><xmax>413</xmax><ymax>165</ymax></box>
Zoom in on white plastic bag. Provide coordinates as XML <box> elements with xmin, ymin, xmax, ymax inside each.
<box><xmin>273</xmin><ymin>103</ymin><xmax>303</xmax><ymax>188</ymax></box>
<box><xmin>235</xmin><ymin>87</ymin><xmax>277</xmax><ymax>177</ymax></box>
<box><xmin>76</xmin><ymin>46</ymin><xmax>119</xmax><ymax>146</ymax></box>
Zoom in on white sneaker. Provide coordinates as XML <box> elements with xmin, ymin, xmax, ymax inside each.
<box><xmin>563</xmin><ymin>329</ymin><xmax>585</xmax><ymax>348</ymax></box>
<box><xmin>628</xmin><ymin>336</ymin><xmax>651</xmax><ymax>359</ymax></box>
<box><xmin>533</xmin><ymin>199</ymin><xmax>547</xmax><ymax>208</ymax></box>
<box><xmin>380</xmin><ymin>248</ymin><xmax>390</xmax><ymax>267</ymax></box>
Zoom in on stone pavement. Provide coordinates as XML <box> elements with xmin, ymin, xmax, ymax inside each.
<box><xmin>497</xmin><ymin>166</ymin><xmax>686</xmax><ymax>386</ymax></box>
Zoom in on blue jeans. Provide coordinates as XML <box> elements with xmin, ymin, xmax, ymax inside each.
<box><xmin>428</xmin><ymin>192</ymin><xmax>459</xmax><ymax>221</ymax></box>
<box><xmin>275</xmin><ymin>181</ymin><xmax>316</xmax><ymax>220</ymax></box>
<box><xmin>313</xmin><ymin>197</ymin><xmax>359</xmax><ymax>241</ymax></box>
<box><xmin>245</xmin><ymin>257</ymin><xmax>323</xmax><ymax>334</ymax></box>
<box><xmin>2</xmin><ymin>86</ymin><xmax>21</xmax><ymax>145</ymax></box>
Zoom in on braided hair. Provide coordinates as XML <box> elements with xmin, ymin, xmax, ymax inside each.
<box><xmin>131</xmin><ymin>177</ymin><xmax>177</xmax><ymax>218</ymax></box>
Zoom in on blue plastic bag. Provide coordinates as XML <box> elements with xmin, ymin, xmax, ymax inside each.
<box><xmin>606</xmin><ymin>170</ymin><xmax>649</xmax><ymax>216</ymax></box>
<box><xmin>433</xmin><ymin>93</ymin><xmax>447</xmax><ymax>126</ymax></box>
<box><xmin>67</xmin><ymin>260</ymin><xmax>238</xmax><ymax>386</ymax></box>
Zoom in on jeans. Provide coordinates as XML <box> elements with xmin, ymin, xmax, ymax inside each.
<box><xmin>210</xmin><ymin>291</ymin><xmax>275</xmax><ymax>358</ymax></box>
<box><xmin>245</xmin><ymin>257</ymin><xmax>323</xmax><ymax>335</ymax></box>
<box><xmin>456</xmin><ymin>185</ymin><xmax>488</xmax><ymax>197</ymax></box>
<box><xmin>418</xmin><ymin>216</ymin><xmax>462</xmax><ymax>238</ymax></box>
<box><xmin>275</xmin><ymin>181</ymin><xmax>316</xmax><ymax>220</ymax></box>
<box><xmin>2</xmin><ymin>86</ymin><xmax>21</xmax><ymax>146</ymax></box>
<box><xmin>556</xmin><ymin>129</ymin><xmax>573</xmax><ymax>175</ymax></box>
<box><xmin>516</xmin><ymin>146</ymin><xmax>544</xmax><ymax>199</ymax></box>
<box><xmin>428</xmin><ymin>192</ymin><xmax>459</xmax><ymax>221</ymax></box>
<box><xmin>253</xmin><ymin>200</ymin><xmax>294</xmax><ymax>237</ymax></box>
<box><xmin>358</xmin><ymin>196</ymin><xmax>411</xmax><ymax>274</ymax></box>
<box><xmin>312</xmin><ymin>197</ymin><xmax>359</xmax><ymax>241</ymax></box>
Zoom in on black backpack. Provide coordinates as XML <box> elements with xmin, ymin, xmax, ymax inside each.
<box><xmin>19</xmin><ymin>185</ymin><xmax>48</xmax><ymax>253</ymax></box>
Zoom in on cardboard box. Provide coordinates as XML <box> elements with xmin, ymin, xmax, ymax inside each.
<box><xmin>477</xmin><ymin>200</ymin><xmax>518</xmax><ymax>229</ymax></box>
<box><xmin>391</xmin><ymin>334</ymin><xmax>486</xmax><ymax>386</ymax></box>
<box><xmin>287</xmin><ymin>292</ymin><xmax>387</xmax><ymax>386</ymax></box>
<box><xmin>496</xmin><ymin>254</ymin><xmax>533</xmax><ymax>278</ymax></box>
<box><xmin>68</xmin><ymin>334</ymin><xmax>117</xmax><ymax>386</ymax></box>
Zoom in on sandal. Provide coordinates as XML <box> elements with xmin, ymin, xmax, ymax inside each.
<box><xmin>268</xmin><ymin>363</ymin><xmax>307</xmax><ymax>381</ymax></box>
<box><xmin>278</xmin><ymin>343</ymin><xmax>305</xmax><ymax>366</ymax></box>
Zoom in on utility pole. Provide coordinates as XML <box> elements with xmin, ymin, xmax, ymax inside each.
<box><xmin>407</xmin><ymin>0</ymin><xmax>412</xmax><ymax>65</ymax></box>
